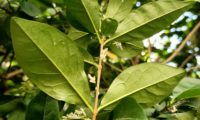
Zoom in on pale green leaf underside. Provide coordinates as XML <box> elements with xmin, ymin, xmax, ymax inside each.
<box><xmin>106</xmin><ymin>0</ymin><xmax>194</xmax><ymax>43</ymax></box>
<box><xmin>105</xmin><ymin>0</ymin><xmax>136</xmax><ymax>22</ymax></box>
<box><xmin>11</xmin><ymin>17</ymin><xmax>92</xmax><ymax>111</ymax></box>
<box><xmin>99</xmin><ymin>63</ymin><xmax>185</xmax><ymax>110</ymax></box>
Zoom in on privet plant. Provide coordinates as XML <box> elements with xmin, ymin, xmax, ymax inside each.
<box><xmin>7</xmin><ymin>0</ymin><xmax>200</xmax><ymax>120</ymax></box>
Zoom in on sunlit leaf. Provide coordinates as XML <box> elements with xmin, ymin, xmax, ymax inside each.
<box><xmin>99</xmin><ymin>63</ymin><xmax>185</xmax><ymax>111</ymax></box>
<box><xmin>11</xmin><ymin>17</ymin><xmax>92</xmax><ymax>111</ymax></box>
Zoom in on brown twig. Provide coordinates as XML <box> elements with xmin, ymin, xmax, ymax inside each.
<box><xmin>179</xmin><ymin>53</ymin><xmax>195</xmax><ymax>68</ymax></box>
<box><xmin>5</xmin><ymin>69</ymin><xmax>23</xmax><ymax>79</ymax></box>
<box><xmin>92</xmin><ymin>37</ymin><xmax>105</xmax><ymax>120</ymax></box>
<box><xmin>148</xmin><ymin>39</ymin><xmax>152</xmax><ymax>55</ymax></box>
<box><xmin>163</xmin><ymin>22</ymin><xmax>200</xmax><ymax>64</ymax></box>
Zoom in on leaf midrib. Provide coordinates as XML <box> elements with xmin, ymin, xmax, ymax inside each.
<box><xmin>105</xmin><ymin>1</ymin><xmax>191</xmax><ymax>44</ymax></box>
<box><xmin>98</xmin><ymin>71</ymin><xmax>184</xmax><ymax>111</ymax></box>
<box><xmin>14</xmin><ymin>21</ymin><xmax>93</xmax><ymax>112</ymax></box>
<box><xmin>81</xmin><ymin>0</ymin><xmax>101</xmax><ymax>41</ymax></box>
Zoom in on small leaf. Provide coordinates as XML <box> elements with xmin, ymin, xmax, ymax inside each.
<box><xmin>0</xmin><ymin>96</ymin><xmax>22</xmax><ymax>115</ymax></box>
<box><xmin>101</xmin><ymin>18</ymin><xmax>118</xmax><ymax>36</ymax></box>
<box><xmin>110</xmin><ymin>40</ymin><xmax>143</xmax><ymax>58</ymax></box>
<box><xmin>7</xmin><ymin>110</ymin><xmax>25</xmax><ymax>120</ymax></box>
<box><xmin>25</xmin><ymin>92</ymin><xmax>60</xmax><ymax>120</ymax></box>
<box><xmin>113</xmin><ymin>97</ymin><xmax>148</xmax><ymax>120</ymax></box>
<box><xmin>105</xmin><ymin>0</ymin><xmax>136</xmax><ymax>22</ymax></box>
<box><xmin>21</xmin><ymin>1</ymin><xmax>41</xmax><ymax>17</ymax></box>
<box><xmin>99</xmin><ymin>63</ymin><xmax>185</xmax><ymax>111</ymax></box>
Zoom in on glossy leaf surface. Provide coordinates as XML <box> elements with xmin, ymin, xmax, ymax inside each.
<box><xmin>106</xmin><ymin>0</ymin><xmax>194</xmax><ymax>43</ymax></box>
<box><xmin>11</xmin><ymin>17</ymin><xmax>92</xmax><ymax>110</ymax></box>
<box><xmin>65</xmin><ymin>0</ymin><xmax>100</xmax><ymax>34</ymax></box>
<box><xmin>113</xmin><ymin>97</ymin><xmax>147</xmax><ymax>120</ymax></box>
<box><xmin>25</xmin><ymin>92</ymin><xmax>59</xmax><ymax>120</ymax></box>
<box><xmin>99</xmin><ymin>63</ymin><xmax>185</xmax><ymax>110</ymax></box>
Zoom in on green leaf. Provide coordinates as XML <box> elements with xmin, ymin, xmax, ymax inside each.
<box><xmin>99</xmin><ymin>63</ymin><xmax>185</xmax><ymax>111</ymax></box>
<box><xmin>105</xmin><ymin>0</ymin><xmax>136</xmax><ymax>22</ymax></box>
<box><xmin>113</xmin><ymin>97</ymin><xmax>148</xmax><ymax>120</ymax></box>
<box><xmin>65</xmin><ymin>0</ymin><xmax>100</xmax><ymax>35</ymax></box>
<box><xmin>173</xmin><ymin>77</ymin><xmax>200</xmax><ymax>101</ymax></box>
<box><xmin>110</xmin><ymin>40</ymin><xmax>143</xmax><ymax>58</ymax></box>
<box><xmin>175</xmin><ymin>86</ymin><xmax>200</xmax><ymax>100</ymax></box>
<box><xmin>21</xmin><ymin>1</ymin><xmax>41</xmax><ymax>17</ymax></box>
<box><xmin>67</xmin><ymin>27</ymin><xmax>97</xmax><ymax>66</ymax></box>
<box><xmin>7</xmin><ymin>110</ymin><xmax>25</xmax><ymax>120</ymax></box>
<box><xmin>11</xmin><ymin>17</ymin><xmax>92</xmax><ymax>111</ymax></box>
<box><xmin>0</xmin><ymin>96</ymin><xmax>22</xmax><ymax>115</ymax></box>
<box><xmin>25</xmin><ymin>92</ymin><xmax>59</xmax><ymax>120</ymax></box>
<box><xmin>101</xmin><ymin>18</ymin><xmax>118</xmax><ymax>36</ymax></box>
<box><xmin>106</xmin><ymin>0</ymin><xmax>194</xmax><ymax>43</ymax></box>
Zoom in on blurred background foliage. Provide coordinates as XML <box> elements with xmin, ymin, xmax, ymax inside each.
<box><xmin>0</xmin><ymin>0</ymin><xmax>200</xmax><ymax>120</ymax></box>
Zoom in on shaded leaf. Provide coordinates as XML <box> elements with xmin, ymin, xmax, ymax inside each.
<box><xmin>99</xmin><ymin>63</ymin><xmax>185</xmax><ymax>111</ymax></box>
<box><xmin>11</xmin><ymin>17</ymin><xmax>92</xmax><ymax>111</ymax></box>
<box><xmin>105</xmin><ymin>0</ymin><xmax>136</xmax><ymax>22</ymax></box>
<box><xmin>101</xmin><ymin>18</ymin><xmax>118</xmax><ymax>36</ymax></box>
<box><xmin>21</xmin><ymin>1</ymin><xmax>41</xmax><ymax>17</ymax></box>
<box><xmin>7</xmin><ymin>110</ymin><xmax>25</xmax><ymax>120</ymax></box>
<box><xmin>113</xmin><ymin>97</ymin><xmax>147</xmax><ymax>120</ymax></box>
<box><xmin>0</xmin><ymin>97</ymin><xmax>22</xmax><ymax>115</ymax></box>
<box><xmin>25</xmin><ymin>92</ymin><xmax>59</xmax><ymax>120</ymax></box>
<box><xmin>106</xmin><ymin>0</ymin><xmax>194</xmax><ymax>43</ymax></box>
<box><xmin>65</xmin><ymin>0</ymin><xmax>100</xmax><ymax>34</ymax></box>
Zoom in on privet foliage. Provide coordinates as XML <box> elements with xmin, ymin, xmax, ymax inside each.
<box><xmin>0</xmin><ymin>0</ymin><xmax>199</xmax><ymax>119</ymax></box>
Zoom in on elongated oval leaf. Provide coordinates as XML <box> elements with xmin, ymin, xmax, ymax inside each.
<box><xmin>113</xmin><ymin>97</ymin><xmax>148</xmax><ymax>120</ymax></box>
<box><xmin>175</xmin><ymin>86</ymin><xmax>200</xmax><ymax>100</ymax></box>
<box><xmin>11</xmin><ymin>17</ymin><xmax>92</xmax><ymax>111</ymax></box>
<box><xmin>173</xmin><ymin>77</ymin><xmax>200</xmax><ymax>101</ymax></box>
<box><xmin>105</xmin><ymin>0</ymin><xmax>136</xmax><ymax>22</ymax></box>
<box><xmin>65</xmin><ymin>0</ymin><xmax>100</xmax><ymax>34</ymax></box>
<box><xmin>173</xmin><ymin>77</ymin><xmax>200</xmax><ymax>96</ymax></box>
<box><xmin>26</xmin><ymin>92</ymin><xmax>59</xmax><ymax>120</ymax></box>
<box><xmin>99</xmin><ymin>63</ymin><xmax>185</xmax><ymax>111</ymax></box>
<box><xmin>106</xmin><ymin>0</ymin><xmax>194</xmax><ymax>43</ymax></box>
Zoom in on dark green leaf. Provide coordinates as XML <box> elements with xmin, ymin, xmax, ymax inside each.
<box><xmin>7</xmin><ymin>110</ymin><xmax>25</xmax><ymax>120</ymax></box>
<box><xmin>99</xmin><ymin>63</ymin><xmax>185</xmax><ymax>111</ymax></box>
<box><xmin>65</xmin><ymin>0</ymin><xmax>100</xmax><ymax>34</ymax></box>
<box><xmin>21</xmin><ymin>1</ymin><xmax>41</xmax><ymax>17</ymax></box>
<box><xmin>0</xmin><ymin>96</ymin><xmax>22</xmax><ymax>115</ymax></box>
<box><xmin>11</xmin><ymin>17</ymin><xmax>92</xmax><ymax>111</ymax></box>
<box><xmin>113</xmin><ymin>97</ymin><xmax>147</xmax><ymax>120</ymax></box>
<box><xmin>25</xmin><ymin>92</ymin><xmax>60</xmax><ymax>120</ymax></box>
<box><xmin>101</xmin><ymin>18</ymin><xmax>118</xmax><ymax>36</ymax></box>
